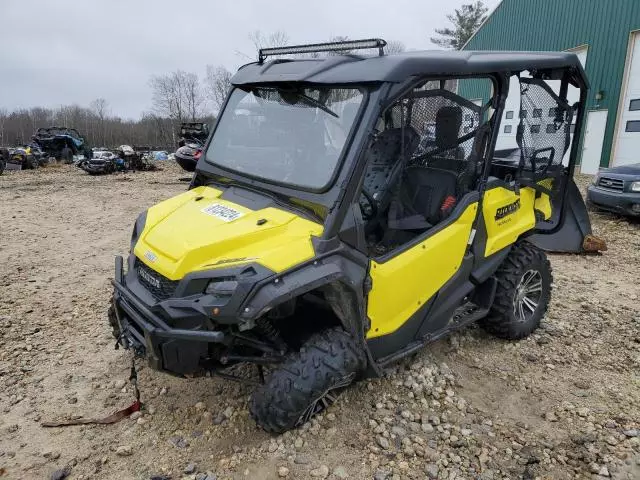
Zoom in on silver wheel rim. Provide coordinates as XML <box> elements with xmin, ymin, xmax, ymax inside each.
<box><xmin>295</xmin><ymin>372</ymin><xmax>355</xmax><ymax>427</ymax></box>
<box><xmin>514</xmin><ymin>269</ymin><xmax>543</xmax><ymax>323</ymax></box>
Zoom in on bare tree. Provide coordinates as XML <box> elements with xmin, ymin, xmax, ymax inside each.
<box><xmin>431</xmin><ymin>1</ymin><xmax>488</xmax><ymax>50</ymax></box>
<box><xmin>150</xmin><ymin>70</ymin><xmax>204</xmax><ymax>124</ymax></box>
<box><xmin>0</xmin><ymin>108</ymin><xmax>7</xmax><ymax>146</ymax></box>
<box><xmin>91</xmin><ymin>98</ymin><xmax>109</xmax><ymax>120</ymax></box>
<box><xmin>181</xmin><ymin>72</ymin><xmax>203</xmax><ymax>121</ymax></box>
<box><xmin>249</xmin><ymin>30</ymin><xmax>290</xmax><ymax>51</ymax></box>
<box><xmin>150</xmin><ymin>73</ymin><xmax>184</xmax><ymax>122</ymax></box>
<box><xmin>91</xmin><ymin>98</ymin><xmax>109</xmax><ymax>146</ymax></box>
<box><xmin>204</xmin><ymin>66</ymin><xmax>233</xmax><ymax>114</ymax></box>
<box><xmin>385</xmin><ymin>40</ymin><xmax>406</xmax><ymax>54</ymax></box>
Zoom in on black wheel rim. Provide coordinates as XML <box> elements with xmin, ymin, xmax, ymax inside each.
<box><xmin>295</xmin><ymin>372</ymin><xmax>355</xmax><ymax>427</ymax></box>
<box><xmin>513</xmin><ymin>269</ymin><xmax>543</xmax><ymax>323</ymax></box>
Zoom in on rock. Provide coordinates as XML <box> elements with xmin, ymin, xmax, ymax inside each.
<box><xmin>184</xmin><ymin>463</ymin><xmax>196</xmax><ymax>474</ymax></box>
<box><xmin>309</xmin><ymin>464</ymin><xmax>329</xmax><ymax>478</ymax></box>
<box><xmin>44</xmin><ymin>451</ymin><xmax>61</xmax><ymax>460</ymax></box>
<box><xmin>278</xmin><ymin>466</ymin><xmax>290</xmax><ymax>477</ymax></box>
<box><xmin>373</xmin><ymin>472</ymin><xmax>389</xmax><ymax>480</ymax></box>
<box><xmin>605</xmin><ymin>435</ymin><xmax>618</xmax><ymax>446</ymax></box>
<box><xmin>115</xmin><ymin>445</ymin><xmax>132</xmax><ymax>456</ymax></box>
<box><xmin>195</xmin><ymin>474</ymin><xmax>217</xmax><ymax>480</ymax></box>
<box><xmin>168</xmin><ymin>436</ymin><xmax>188</xmax><ymax>449</ymax></box>
<box><xmin>326</xmin><ymin>412</ymin><xmax>336</xmax><ymax>421</ymax></box>
<box><xmin>422</xmin><ymin>423</ymin><xmax>435</xmax><ymax>434</ymax></box>
<box><xmin>114</xmin><ymin>379</ymin><xmax>126</xmax><ymax>389</ymax></box>
<box><xmin>130</xmin><ymin>411</ymin><xmax>142</xmax><ymax>421</ymax></box>
<box><xmin>212</xmin><ymin>413</ymin><xmax>225</xmax><ymax>425</ymax></box>
<box><xmin>222</xmin><ymin>406</ymin><xmax>234</xmax><ymax>419</ymax></box>
<box><xmin>623</xmin><ymin>429</ymin><xmax>639</xmax><ymax>437</ymax></box>
<box><xmin>376</xmin><ymin>436</ymin><xmax>390</xmax><ymax>450</ymax></box>
<box><xmin>544</xmin><ymin>411</ymin><xmax>558</xmax><ymax>422</ymax></box>
<box><xmin>294</xmin><ymin>454</ymin><xmax>311</xmax><ymax>464</ymax></box>
<box><xmin>425</xmin><ymin>464</ymin><xmax>439</xmax><ymax>478</ymax></box>
<box><xmin>159</xmin><ymin>387</ymin><xmax>168</xmax><ymax>395</ymax></box>
<box><xmin>333</xmin><ymin>465</ymin><xmax>348</xmax><ymax>479</ymax></box>
<box><xmin>50</xmin><ymin>467</ymin><xmax>71</xmax><ymax>480</ymax></box>
<box><xmin>268</xmin><ymin>442</ymin><xmax>278</xmax><ymax>453</ymax></box>
<box><xmin>598</xmin><ymin>465</ymin><xmax>610</xmax><ymax>477</ymax></box>
<box><xmin>576</xmin><ymin>407</ymin><xmax>589</xmax><ymax>417</ymax></box>
<box><xmin>195</xmin><ymin>402</ymin><xmax>206</xmax><ymax>411</ymax></box>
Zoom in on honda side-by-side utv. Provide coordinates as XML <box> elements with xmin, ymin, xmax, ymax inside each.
<box><xmin>109</xmin><ymin>39</ymin><xmax>599</xmax><ymax>433</ymax></box>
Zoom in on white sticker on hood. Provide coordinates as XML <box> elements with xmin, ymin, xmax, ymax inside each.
<box><xmin>201</xmin><ymin>203</ymin><xmax>244</xmax><ymax>222</ymax></box>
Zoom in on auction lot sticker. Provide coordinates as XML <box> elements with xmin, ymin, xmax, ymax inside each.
<box><xmin>201</xmin><ymin>203</ymin><xmax>244</xmax><ymax>222</ymax></box>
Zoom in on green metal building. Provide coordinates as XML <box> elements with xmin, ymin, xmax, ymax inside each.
<box><xmin>462</xmin><ymin>0</ymin><xmax>640</xmax><ymax>173</ymax></box>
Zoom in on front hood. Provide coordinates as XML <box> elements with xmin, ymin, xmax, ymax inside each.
<box><xmin>599</xmin><ymin>163</ymin><xmax>640</xmax><ymax>178</ymax></box>
<box><xmin>134</xmin><ymin>186</ymin><xmax>324</xmax><ymax>280</ymax></box>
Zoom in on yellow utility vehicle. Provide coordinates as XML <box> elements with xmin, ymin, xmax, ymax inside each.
<box><xmin>109</xmin><ymin>39</ymin><xmax>596</xmax><ymax>432</ymax></box>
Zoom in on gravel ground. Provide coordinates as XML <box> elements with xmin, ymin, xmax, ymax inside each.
<box><xmin>0</xmin><ymin>164</ymin><xmax>638</xmax><ymax>480</ymax></box>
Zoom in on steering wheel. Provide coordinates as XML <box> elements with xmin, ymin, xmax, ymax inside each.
<box><xmin>359</xmin><ymin>188</ymin><xmax>378</xmax><ymax>221</ymax></box>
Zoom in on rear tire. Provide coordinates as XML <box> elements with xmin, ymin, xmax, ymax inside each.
<box><xmin>249</xmin><ymin>327</ymin><xmax>366</xmax><ymax>433</ymax></box>
<box><xmin>481</xmin><ymin>241</ymin><xmax>552</xmax><ymax>340</ymax></box>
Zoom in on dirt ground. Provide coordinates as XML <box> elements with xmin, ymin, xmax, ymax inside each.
<box><xmin>0</xmin><ymin>164</ymin><xmax>638</xmax><ymax>480</ymax></box>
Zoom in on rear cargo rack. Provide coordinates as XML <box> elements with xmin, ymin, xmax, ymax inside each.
<box><xmin>258</xmin><ymin>38</ymin><xmax>387</xmax><ymax>62</ymax></box>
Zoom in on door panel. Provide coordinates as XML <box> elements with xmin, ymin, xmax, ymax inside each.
<box><xmin>581</xmin><ymin>110</ymin><xmax>608</xmax><ymax>174</ymax></box>
<box><xmin>483</xmin><ymin>186</ymin><xmax>536</xmax><ymax>257</ymax></box>
<box><xmin>366</xmin><ymin>202</ymin><xmax>478</xmax><ymax>339</ymax></box>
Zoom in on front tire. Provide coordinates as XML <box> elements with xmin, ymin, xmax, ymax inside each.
<box><xmin>481</xmin><ymin>242</ymin><xmax>552</xmax><ymax>340</ymax></box>
<box><xmin>250</xmin><ymin>327</ymin><xmax>366</xmax><ymax>433</ymax></box>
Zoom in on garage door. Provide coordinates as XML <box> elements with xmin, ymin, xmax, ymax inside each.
<box><xmin>614</xmin><ymin>32</ymin><xmax>640</xmax><ymax>167</ymax></box>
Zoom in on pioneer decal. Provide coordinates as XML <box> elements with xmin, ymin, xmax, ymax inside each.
<box><xmin>495</xmin><ymin>199</ymin><xmax>521</xmax><ymax>221</ymax></box>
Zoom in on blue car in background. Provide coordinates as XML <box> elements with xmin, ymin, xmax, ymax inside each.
<box><xmin>32</xmin><ymin>126</ymin><xmax>85</xmax><ymax>161</ymax></box>
<box><xmin>587</xmin><ymin>163</ymin><xmax>640</xmax><ymax>217</ymax></box>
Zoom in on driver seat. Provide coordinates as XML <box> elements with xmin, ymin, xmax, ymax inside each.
<box><xmin>362</xmin><ymin>127</ymin><xmax>419</xmax><ymax>214</ymax></box>
<box><xmin>387</xmin><ymin>106</ymin><xmax>463</xmax><ymax>231</ymax></box>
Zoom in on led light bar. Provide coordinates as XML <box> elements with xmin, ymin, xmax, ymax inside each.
<box><xmin>258</xmin><ymin>38</ymin><xmax>387</xmax><ymax>62</ymax></box>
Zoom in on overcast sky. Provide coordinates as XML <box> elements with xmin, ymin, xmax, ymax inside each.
<box><xmin>0</xmin><ymin>0</ymin><xmax>500</xmax><ymax>120</ymax></box>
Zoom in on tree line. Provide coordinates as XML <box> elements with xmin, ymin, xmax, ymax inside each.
<box><xmin>0</xmin><ymin>4</ymin><xmax>487</xmax><ymax>151</ymax></box>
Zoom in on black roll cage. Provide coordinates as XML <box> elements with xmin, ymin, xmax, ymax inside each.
<box><xmin>191</xmin><ymin>51</ymin><xmax>587</xmax><ymax>243</ymax></box>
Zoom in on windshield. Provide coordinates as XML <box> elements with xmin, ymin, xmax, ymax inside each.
<box><xmin>205</xmin><ymin>86</ymin><xmax>364</xmax><ymax>190</ymax></box>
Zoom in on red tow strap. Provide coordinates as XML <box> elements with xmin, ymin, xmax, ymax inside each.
<box><xmin>42</xmin><ymin>358</ymin><xmax>141</xmax><ymax>428</ymax></box>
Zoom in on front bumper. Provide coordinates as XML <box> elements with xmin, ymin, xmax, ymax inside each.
<box><xmin>111</xmin><ymin>255</ymin><xmax>276</xmax><ymax>375</ymax></box>
<box><xmin>112</xmin><ymin>256</ymin><xmax>229</xmax><ymax>374</ymax></box>
<box><xmin>587</xmin><ymin>185</ymin><xmax>640</xmax><ymax>216</ymax></box>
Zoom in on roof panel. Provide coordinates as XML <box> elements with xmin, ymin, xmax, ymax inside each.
<box><xmin>231</xmin><ymin>50</ymin><xmax>586</xmax><ymax>86</ymax></box>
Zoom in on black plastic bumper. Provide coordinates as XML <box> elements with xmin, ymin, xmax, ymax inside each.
<box><xmin>112</xmin><ymin>256</ymin><xmax>226</xmax><ymax>374</ymax></box>
<box><xmin>587</xmin><ymin>185</ymin><xmax>640</xmax><ymax>216</ymax></box>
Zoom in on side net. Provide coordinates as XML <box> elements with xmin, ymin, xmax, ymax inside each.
<box><xmin>516</xmin><ymin>78</ymin><xmax>573</xmax><ymax>182</ymax></box>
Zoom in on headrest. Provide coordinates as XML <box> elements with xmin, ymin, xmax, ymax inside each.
<box><xmin>436</xmin><ymin>106</ymin><xmax>462</xmax><ymax>150</ymax></box>
<box><xmin>368</xmin><ymin>127</ymin><xmax>419</xmax><ymax>165</ymax></box>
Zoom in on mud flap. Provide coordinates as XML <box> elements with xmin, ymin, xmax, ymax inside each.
<box><xmin>528</xmin><ymin>179</ymin><xmax>604</xmax><ymax>253</ymax></box>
